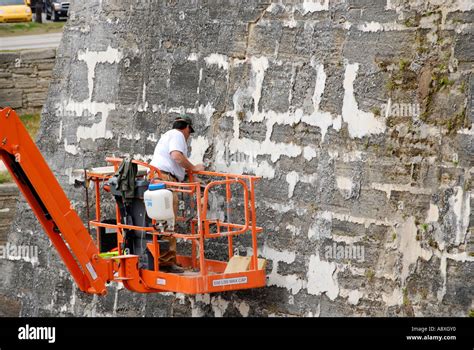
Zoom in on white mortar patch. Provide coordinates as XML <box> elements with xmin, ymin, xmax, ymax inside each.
<box><xmin>308</xmin><ymin>211</ymin><xmax>332</xmax><ymax>241</ymax></box>
<box><xmin>260</xmin><ymin>245</ymin><xmax>304</xmax><ymax>295</ymax></box>
<box><xmin>370</xmin><ymin>182</ymin><xmax>432</xmax><ymax>199</ymax></box>
<box><xmin>347</xmin><ymin>289</ymin><xmax>362</xmax><ymax>305</ymax></box>
<box><xmin>286</xmin><ymin>171</ymin><xmax>299</xmax><ymax>198</ymax></box>
<box><xmin>236</xmin><ymin>301</ymin><xmax>250</xmax><ymax>317</ymax></box>
<box><xmin>286</xmin><ymin>224</ymin><xmax>301</xmax><ymax>237</ymax></box>
<box><xmin>250</xmin><ymin>56</ymin><xmax>269</xmax><ymax>114</ymax></box>
<box><xmin>449</xmin><ymin>186</ymin><xmax>470</xmax><ymax>245</ymax></box>
<box><xmin>342</xmin><ymin>63</ymin><xmax>386</xmax><ymax>138</ymax></box>
<box><xmin>187</xmin><ymin>52</ymin><xmax>199</xmax><ymax>61</ymax></box>
<box><xmin>426</xmin><ymin>203</ymin><xmax>439</xmax><ymax>223</ymax></box>
<box><xmin>77</xmin><ymin>46</ymin><xmax>123</xmax><ymax>101</ymax></box>
<box><xmin>307</xmin><ymin>254</ymin><xmax>339</xmax><ymax>300</ymax></box>
<box><xmin>198</xmin><ymin>102</ymin><xmax>215</xmax><ymax>126</ymax></box>
<box><xmin>382</xmin><ymin>288</ymin><xmax>404</xmax><ymax>306</ymax></box>
<box><xmin>204</xmin><ymin>53</ymin><xmax>229</xmax><ymax>70</ymax></box>
<box><xmin>298</xmin><ymin>0</ymin><xmax>329</xmax><ymax>14</ymax></box>
<box><xmin>64</xmin><ymin>138</ymin><xmax>79</xmax><ymax>155</ymax></box>
<box><xmin>336</xmin><ymin>176</ymin><xmax>353</xmax><ymax>192</ymax></box>
<box><xmin>189</xmin><ymin>136</ymin><xmax>210</xmax><ymax>165</ymax></box>
<box><xmin>286</xmin><ymin>171</ymin><xmax>318</xmax><ymax>198</ymax></box>
<box><xmin>303</xmin><ymin>146</ymin><xmax>317</xmax><ymax>160</ymax></box>
<box><xmin>211</xmin><ymin>296</ymin><xmax>229</xmax><ymax>317</ymax></box>
<box><xmin>59</xmin><ymin>46</ymin><xmax>123</xmax><ymax>145</ymax></box>
<box><xmin>214</xmin><ymin>139</ymin><xmax>276</xmax><ymax>178</ymax></box>
<box><xmin>397</xmin><ymin>217</ymin><xmax>433</xmax><ymax>283</ymax></box>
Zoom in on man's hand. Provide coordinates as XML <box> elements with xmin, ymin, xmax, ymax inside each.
<box><xmin>170</xmin><ymin>151</ymin><xmax>205</xmax><ymax>172</ymax></box>
<box><xmin>192</xmin><ymin>164</ymin><xmax>205</xmax><ymax>172</ymax></box>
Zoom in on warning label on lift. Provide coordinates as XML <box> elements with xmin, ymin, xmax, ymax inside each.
<box><xmin>212</xmin><ymin>276</ymin><xmax>248</xmax><ymax>287</ymax></box>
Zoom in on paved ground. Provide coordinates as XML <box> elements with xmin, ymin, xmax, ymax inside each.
<box><xmin>0</xmin><ymin>32</ymin><xmax>62</xmax><ymax>50</ymax></box>
<box><xmin>0</xmin><ymin>14</ymin><xmax>63</xmax><ymax>172</ymax></box>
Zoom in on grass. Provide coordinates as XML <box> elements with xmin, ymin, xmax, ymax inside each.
<box><xmin>385</xmin><ymin>58</ymin><xmax>417</xmax><ymax>92</ymax></box>
<box><xmin>0</xmin><ymin>21</ymin><xmax>65</xmax><ymax>37</ymax></box>
<box><xmin>0</xmin><ymin>113</ymin><xmax>41</xmax><ymax>184</ymax></box>
<box><xmin>371</xmin><ymin>107</ymin><xmax>381</xmax><ymax>117</ymax></box>
<box><xmin>0</xmin><ymin>171</ymin><xmax>12</xmax><ymax>184</ymax></box>
<box><xmin>403</xmin><ymin>288</ymin><xmax>410</xmax><ymax>306</ymax></box>
<box><xmin>19</xmin><ymin>113</ymin><xmax>41</xmax><ymax>139</ymax></box>
<box><xmin>399</xmin><ymin>59</ymin><xmax>411</xmax><ymax>71</ymax></box>
<box><xmin>365</xmin><ymin>269</ymin><xmax>375</xmax><ymax>282</ymax></box>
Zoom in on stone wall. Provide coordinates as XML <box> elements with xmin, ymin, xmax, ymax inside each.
<box><xmin>0</xmin><ymin>0</ymin><xmax>472</xmax><ymax>317</ymax></box>
<box><xmin>0</xmin><ymin>49</ymin><xmax>56</xmax><ymax>114</ymax></box>
<box><xmin>0</xmin><ymin>184</ymin><xmax>19</xmax><ymax>246</ymax></box>
<box><xmin>0</xmin><ymin>185</ymin><xmax>21</xmax><ymax>317</ymax></box>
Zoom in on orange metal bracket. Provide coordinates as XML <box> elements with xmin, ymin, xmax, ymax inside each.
<box><xmin>0</xmin><ymin>106</ymin><xmax>267</xmax><ymax>295</ymax></box>
<box><xmin>0</xmin><ymin>107</ymin><xmax>112</xmax><ymax>295</ymax></box>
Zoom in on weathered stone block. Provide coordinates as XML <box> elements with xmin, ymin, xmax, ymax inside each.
<box><xmin>21</xmin><ymin>49</ymin><xmax>56</xmax><ymax>62</ymax></box>
<box><xmin>0</xmin><ymin>89</ymin><xmax>22</xmax><ymax>109</ymax></box>
<box><xmin>0</xmin><ymin>294</ymin><xmax>21</xmax><ymax>316</ymax></box>
<box><xmin>15</xmin><ymin>77</ymin><xmax>37</xmax><ymax>89</ymax></box>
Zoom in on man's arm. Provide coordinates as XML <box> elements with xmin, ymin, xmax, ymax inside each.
<box><xmin>170</xmin><ymin>151</ymin><xmax>205</xmax><ymax>172</ymax></box>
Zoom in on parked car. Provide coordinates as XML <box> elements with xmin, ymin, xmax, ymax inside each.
<box><xmin>0</xmin><ymin>0</ymin><xmax>32</xmax><ymax>23</ymax></box>
<box><xmin>44</xmin><ymin>0</ymin><xmax>69</xmax><ymax>21</ymax></box>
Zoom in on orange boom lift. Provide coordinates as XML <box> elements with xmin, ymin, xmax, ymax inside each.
<box><xmin>0</xmin><ymin>107</ymin><xmax>267</xmax><ymax>295</ymax></box>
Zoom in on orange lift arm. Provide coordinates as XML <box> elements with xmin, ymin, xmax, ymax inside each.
<box><xmin>0</xmin><ymin>107</ymin><xmax>112</xmax><ymax>295</ymax></box>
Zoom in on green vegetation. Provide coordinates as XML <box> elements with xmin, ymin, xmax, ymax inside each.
<box><xmin>371</xmin><ymin>107</ymin><xmax>381</xmax><ymax>117</ymax></box>
<box><xmin>399</xmin><ymin>59</ymin><xmax>411</xmax><ymax>71</ymax></box>
<box><xmin>469</xmin><ymin>309</ymin><xmax>474</xmax><ymax>317</ymax></box>
<box><xmin>420</xmin><ymin>63</ymin><xmax>465</xmax><ymax>130</ymax></box>
<box><xmin>436</xmin><ymin>76</ymin><xmax>455</xmax><ymax>91</ymax></box>
<box><xmin>308</xmin><ymin>203</ymin><xmax>318</xmax><ymax>213</ymax></box>
<box><xmin>19</xmin><ymin>113</ymin><xmax>41</xmax><ymax>139</ymax></box>
<box><xmin>403</xmin><ymin>13</ymin><xmax>422</xmax><ymax>28</ymax></box>
<box><xmin>237</xmin><ymin>111</ymin><xmax>246</xmax><ymax>121</ymax></box>
<box><xmin>420</xmin><ymin>288</ymin><xmax>428</xmax><ymax>300</ymax></box>
<box><xmin>0</xmin><ymin>113</ymin><xmax>41</xmax><ymax>184</ymax></box>
<box><xmin>0</xmin><ymin>22</ymin><xmax>65</xmax><ymax>37</ymax></box>
<box><xmin>415</xmin><ymin>30</ymin><xmax>429</xmax><ymax>54</ymax></box>
<box><xmin>403</xmin><ymin>288</ymin><xmax>410</xmax><ymax>306</ymax></box>
<box><xmin>446</xmin><ymin>109</ymin><xmax>467</xmax><ymax>135</ymax></box>
<box><xmin>365</xmin><ymin>269</ymin><xmax>375</xmax><ymax>282</ymax></box>
<box><xmin>0</xmin><ymin>171</ymin><xmax>12</xmax><ymax>184</ymax></box>
<box><xmin>384</xmin><ymin>58</ymin><xmax>417</xmax><ymax>92</ymax></box>
<box><xmin>428</xmin><ymin>238</ymin><xmax>438</xmax><ymax>249</ymax></box>
<box><xmin>403</xmin><ymin>18</ymin><xmax>417</xmax><ymax>27</ymax></box>
<box><xmin>430</xmin><ymin>63</ymin><xmax>455</xmax><ymax>93</ymax></box>
<box><xmin>386</xmin><ymin>144</ymin><xmax>394</xmax><ymax>156</ymax></box>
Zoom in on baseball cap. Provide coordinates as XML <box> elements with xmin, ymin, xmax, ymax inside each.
<box><xmin>175</xmin><ymin>115</ymin><xmax>195</xmax><ymax>133</ymax></box>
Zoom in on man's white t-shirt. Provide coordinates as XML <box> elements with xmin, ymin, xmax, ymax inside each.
<box><xmin>150</xmin><ymin>129</ymin><xmax>188</xmax><ymax>181</ymax></box>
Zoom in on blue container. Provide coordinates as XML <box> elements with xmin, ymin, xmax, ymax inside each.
<box><xmin>148</xmin><ymin>183</ymin><xmax>166</xmax><ymax>191</ymax></box>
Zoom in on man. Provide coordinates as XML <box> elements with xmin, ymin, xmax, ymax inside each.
<box><xmin>151</xmin><ymin>116</ymin><xmax>204</xmax><ymax>182</ymax></box>
<box><xmin>150</xmin><ymin>116</ymin><xmax>204</xmax><ymax>272</ymax></box>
